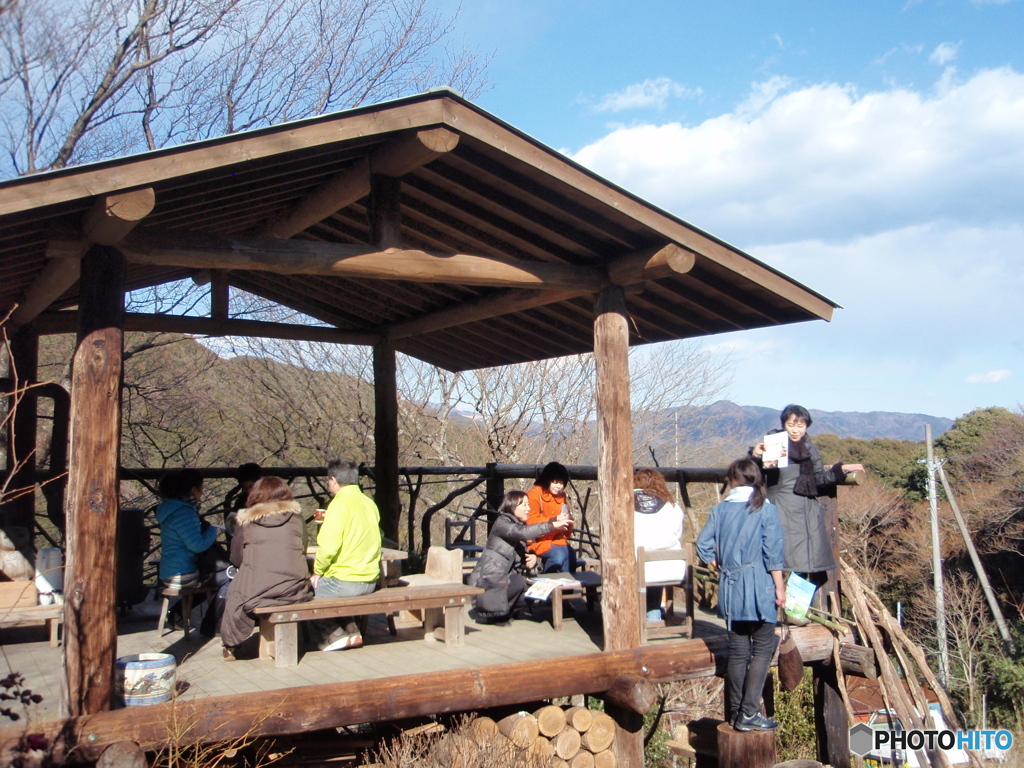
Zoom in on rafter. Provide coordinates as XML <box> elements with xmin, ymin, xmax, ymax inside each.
<box><xmin>255</xmin><ymin>127</ymin><xmax>459</xmax><ymax>238</ymax></box>
<box><xmin>12</xmin><ymin>189</ymin><xmax>155</xmax><ymax>326</ymax></box>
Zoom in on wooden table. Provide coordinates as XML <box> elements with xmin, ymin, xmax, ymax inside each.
<box><xmin>528</xmin><ymin>571</ymin><xmax>602</xmax><ymax>631</ymax></box>
<box><xmin>306</xmin><ymin>546</ymin><xmax>408</xmax><ymax>586</ymax></box>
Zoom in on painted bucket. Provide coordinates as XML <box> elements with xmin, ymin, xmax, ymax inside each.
<box><xmin>115</xmin><ymin>653</ymin><xmax>177</xmax><ymax>706</ymax></box>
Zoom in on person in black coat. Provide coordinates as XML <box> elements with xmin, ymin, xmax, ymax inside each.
<box><xmin>468</xmin><ymin>490</ymin><xmax>571</xmax><ymax>624</ymax></box>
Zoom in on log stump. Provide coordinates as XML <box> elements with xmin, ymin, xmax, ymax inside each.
<box><xmin>717</xmin><ymin>722</ymin><xmax>777</xmax><ymax>768</ymax></box>
<box><xmin>565</xmin><ymin>706</ymin><xmax>594</xmax><ymax>733</ymax></box>
<box><xmin>497</xmin><ymin>712</ymin><xmax>539</xmax><ymax>749</ymax></box>
<box><xmin>579</xmin><ymin>713</ymin><xmax>615</xmax><ymax>753</ymax></box>
<box><xmin>593</xmin><ymin>748</ymin><xmax>617</xmax><ymax>768</ymax></box>
<box><xmin>536</xmin><ymin>704</ymin><xmax>568</xmax><ymax>737</ymax></box>
<box><xmin>569</xmin><ymin>750</ymin><xmax>596</xmax><ymax>768</ymax></box>
<box><xmin>552</xmin><ymin>727</ymin><xmax>582</xmax><ymax>760</ymax></box>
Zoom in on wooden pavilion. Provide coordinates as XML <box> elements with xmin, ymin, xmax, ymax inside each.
<box><xmin>0</xmin><ymin>90</ymin><xmax>838</xmax><ymax>766</ymax></box>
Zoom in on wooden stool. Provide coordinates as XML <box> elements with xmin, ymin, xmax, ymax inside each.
<box><xmin>157</xmin><ymin>582</ymin><xmax>217</xmax><ymax>637</ymax></box>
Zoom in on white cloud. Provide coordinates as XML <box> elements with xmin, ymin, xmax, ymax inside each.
<box><xmin>593</xmin><ymin>77</ymin><xmax>700</xmax><ymax>113</ymax></box>
<box><xmin>572</xmin><ymin>67</ymin><xmax>1024</xmax><ymax>246</ymax></box>
<box><xmin>967</xmin><ymin>370</ymin><xmax>1013</xmax><ymax>384</ymax></box>
<box><xmin>930</xmin><ymin>41</ymin><xmax>960</xmax><ymax>66</ymax></box>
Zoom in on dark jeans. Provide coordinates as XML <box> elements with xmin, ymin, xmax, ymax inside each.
<box><xmin>541</xmin><ymin>544</ymin><xmax>577</xmax><ymax>574</ymax></box>
<box><xmin>726</xmin><ymin>620</ymin><xmax>778</xmax><ymax>720</ymax></box>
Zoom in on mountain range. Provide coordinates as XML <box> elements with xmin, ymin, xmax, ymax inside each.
<box><xmin>672</xmin><ymin>401</ymin><xmax>954</xmax><ymax>443</ymax></box>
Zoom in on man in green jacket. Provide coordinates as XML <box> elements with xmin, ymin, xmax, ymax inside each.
<box><xmin>310</xmin><ymin>458</ymin><xmax>382</xmax><ymax>651</ymax></box>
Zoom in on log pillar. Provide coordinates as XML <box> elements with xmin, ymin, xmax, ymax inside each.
<box><xmin>594</xmin><ymin>286</ymin><xmax>642</xmax><ymax>768</ymax></box>
<box><xmin>61</xmin><ymin>245</ymin><xmax>125</xmax><ymax>717</ymax></box>
<box><xmin>813</xmin><ymin>490</ymin><xmax>849</xmax><ymax>767</ymax></box>
<box><xmin>5</xmin><ymin>326</ymin><xmax>39</xmax><ymax>533</ymax></box>
<box><xmin>369</xmin><ymin>174</ymin><xmax>403</xmax><ymax>543</ymax></box>
<box><xmin>372</xmin><ymin>339</ymin><xmax>401</xmax><ymax>543</ymax></box>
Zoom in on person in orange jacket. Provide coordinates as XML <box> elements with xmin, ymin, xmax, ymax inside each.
<box><xmin>526</xmin><ymin>462</ymin><xmax>577</xmax><ymax>573</ymax></box>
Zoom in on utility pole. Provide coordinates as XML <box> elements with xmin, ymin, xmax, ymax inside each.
<box><xmin>922</xmin><ymin>424</ymin><xmax>950</xmax><ymax>687</ymax></box>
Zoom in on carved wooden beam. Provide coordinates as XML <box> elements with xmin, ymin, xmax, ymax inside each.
<box><xmin>33</xmin><ymin>311</ymin><xmax>378</xmax><ymax>345</ymax></box>
<box><xmin>255</xmin><ymin>127</ymin><xmax>459</xmax><ymax>238</ymax></box>
<box><xmin>105</xmin><ymin>229</ymin><xmax>608</xmax><ymax>290</ymax></box>
<box><xmin>607</xmin><ymin>244</ymin><xmax>696</xmax><ymax>286</ymax></box>
<box><xmin>11</xmin><ymin>190</ymin><xmax>155</xmax><ymax>327</ymax></box>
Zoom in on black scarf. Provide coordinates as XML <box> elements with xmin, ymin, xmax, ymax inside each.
<box><xmin>789</xmin><ymin>437</ymin><xmax>818</xmax><ymax>498</ymax></box>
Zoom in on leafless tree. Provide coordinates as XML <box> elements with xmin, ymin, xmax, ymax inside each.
<box><xmin>0</xmin><ymin>0</ymin><xmax>487</xmax><ymax>177</ymax></box>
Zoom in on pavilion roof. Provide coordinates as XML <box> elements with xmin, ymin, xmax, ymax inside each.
<box><xmin>0</xmin><ymin>90</ymin><xmax>836</xmax><ymax>371</ymax></box>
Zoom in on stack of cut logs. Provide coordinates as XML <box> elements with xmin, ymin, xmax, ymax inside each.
<box><xmin>455</xmin><ymin>705</ymin><xmax>619</xmax><ymax>768</ymax></box>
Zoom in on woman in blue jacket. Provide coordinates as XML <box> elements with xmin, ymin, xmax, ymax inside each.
<box><xmin>156</xmin><ymin>469</ymin><xmax>222</xmax><ymax>631</ymax></box>
<box><xmin>697</xmin><ymin>458</ymin><xmax>786</xmax><ymax>732</ymax></box>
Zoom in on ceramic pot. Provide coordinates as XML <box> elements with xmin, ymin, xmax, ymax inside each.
<box><xmin>115</xmin><ymin>653</ymin><xmax>177</xmax><ymax>706</ymax></box>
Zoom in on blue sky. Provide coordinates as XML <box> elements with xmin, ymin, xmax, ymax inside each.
<box><xmin>435</xmin><ymin>0</ymin><xmax>1024</xmax><ymax>421</ymax></box>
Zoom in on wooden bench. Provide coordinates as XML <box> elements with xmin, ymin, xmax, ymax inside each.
<box><xmin>0</xmin><ymin>604</ymin><xmax>63</xmax><ymax>647</ymax></box>
<box><xmin>253</xmin><ymin>582</ymin><xmax>483</xmax><ymax>668</ymax></box>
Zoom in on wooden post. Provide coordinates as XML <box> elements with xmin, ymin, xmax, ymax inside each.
<box><xmin>369</xmin><ymin>175</ymin><xmax>402</xmax><ymax>249</ymax></box>
<box><xmin>812</xmin><ymin>491</ymin><xmax>849</xmax><ymax>767</ymax></box>
<box><xmin>485</xmin><ymin>462</ymin><xmax>504</xmax><ymax>514</ymax></box>
<box><xmin>5</xmin><ymin>327</ymin><xmax>38</xmax><ymax>533</ymax></box>
<box><xmin>373</xmin><ymin>340</ymin><xmax>400</xmax><ymax>543</ymax></box>
<box><xmin>594</xmin><ymin>286</ymin><xmax>642</xmax><ymax>768</ymax></box>
<box><xmin>369</xmin><ymin>174</ymin><xmax>402</xmax><ymax>543</ymax></box>
<box><xmin>61</xmin><ymin>245</ymin><xmax>125</xmax><ymax>717</ymax></box>
<box><xmin>717</xmin><ymin>722</ymin><xmax>777</xmax><ymax>768</ymax></box>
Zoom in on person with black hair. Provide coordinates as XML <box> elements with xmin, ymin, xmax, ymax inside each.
<box><xmin>468</xmin><ymin>490</ymin><xmax>572</xmax><ymax>625</ymax></box>
<box><xmin>696</xmin><ymin>457</ymin><xmax>785</xmax><ymax>732</ymax></box>
<box><xmin>224</xmin><ymin>463</ymin><xmax>262</xmax><ymax>532</ymax></box>
<box><xmin>156</xmin><ymin>469</ymin><xmax>225</xmax><ymax>634</ymax></box>
<box><xmin>526</xmin><ymin>462</ymin><xmax>577</xmax><ymax>574</ymax></box>
<box><xmin>751</xmin><ymin>404</ymin><xmax>863</xmax><ymax>580</ymax></box>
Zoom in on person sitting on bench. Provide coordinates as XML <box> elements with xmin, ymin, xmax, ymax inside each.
<box><xmin>469</xmin><ymin>490</ymin><xmax>571</xmax><ymax>625</ymax></box>
<box><xmin>221</xmin><ymin>477</ymin><xmax>313</xmax><ymax>661</ymax></box>
<box><xmin>309</xmin><ymin>458</ymin><xmax>382</xmax><ymax>652</ymax></box>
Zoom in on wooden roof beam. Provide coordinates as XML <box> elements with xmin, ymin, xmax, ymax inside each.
<box><xmin>34</xmin><ymin>310</ymin><xmax>378</xmax><ymax>345</ymax></box>
<box><xmin>255</xmin><ymin>127</ymin><xmax>459</xmax><ymax>238</ymax></box>
<box><xmin>607</xmin><ymin>243</ymin><xmax>696</xmax><ymax>286</ymax></box>
<box><xmin>385</xmin><ymin>288</ymin><xmax>591</xmax><ymax>340</ymax></box>
<box><xmin>382</xmin><ymin>243</ymin><xmax>693</xmax><ymax>340</ymax></box>
<box><xmin>11</xmin><ymin>189</ymin><xmax>155</xmax><ymax>326</ymax></box>
<box><xmin>107</xmin><ymin>228</ymin><xmax>609</xmax><ymax>291</ymax></box>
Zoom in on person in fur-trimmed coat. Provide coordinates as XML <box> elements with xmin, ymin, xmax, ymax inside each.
<box><xmin>221</xmin><ymin>477</ymin><xmax>313</xmax><ymax>659</ymax></box>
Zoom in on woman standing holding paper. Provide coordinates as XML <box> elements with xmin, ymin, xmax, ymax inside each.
<box><xmin>751</xmin><ymin>404</ymin><xmax>863</xmax><ymax>580</ymax></box>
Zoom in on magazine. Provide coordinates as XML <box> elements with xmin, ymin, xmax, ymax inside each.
<box><xmin>784</xmin><ymin>572</ymin><xmax>817</xmax><ymax>622</ymax></box>
<box><xmin>524</xmin><ymin>577</ymin><xmax>581</xmax><ymax>601</ymax></box>
<box><xmin>763</xmin><ymin>431</ymin><xmax>789</xmax><ymax>468</ymax></box>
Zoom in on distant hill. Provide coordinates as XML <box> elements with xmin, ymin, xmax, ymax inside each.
<box><xmin>671</xmin><ymin>401</ymin><xmax>953</xmax><ymax>443</ymax></box>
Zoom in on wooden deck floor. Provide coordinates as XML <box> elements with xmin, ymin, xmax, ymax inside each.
<box><xmin>1</xmin><ymin>592</ymin><xmax>727</xmax><ymax>723</ymax></box>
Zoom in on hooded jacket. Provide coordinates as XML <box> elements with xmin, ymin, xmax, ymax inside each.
<box><xmin>633</xmin><ymin>490</ymin><xmax>686</xmax><ymax>583</ymax></box>
<box><xmin>156</xmin><ymin>497</ymin><xmax>218</xmax><ymax>580</ymax></box>
<box><xmin>221</xmin><ymin>500</ymin><xmax>313</xmax><ymax>648</ymax></box>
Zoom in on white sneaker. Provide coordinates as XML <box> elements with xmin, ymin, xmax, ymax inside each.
<box><xmin>321</xmin><ymin>632</ymin><xmax>363</xmax><ymax>652</ymax></box>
